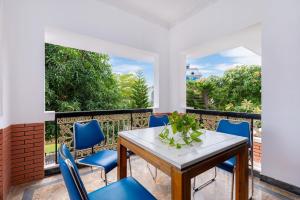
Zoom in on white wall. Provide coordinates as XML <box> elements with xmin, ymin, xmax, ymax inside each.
<box><xmin>4</xmin><ymin>0</ymin><xmax>170</xmax><ymax>124</ymax></box>
<box><xmin>0</xmin><ymin>0</ymin><xmax>10</xmax><ymax>129</ymax></box>
<box><xmin>262</xmin><ymin>0</ymin><xmax>300</xmax><ymax>187</ymax></box>
<box><xmin>185</xmin><ymin>25</ymin><xmax>261</xmax><ymax>59</ymax></box>
<box><xmin>169</xmin><ymin>0</ymin><xmax>262</xmax><ymax>111</ymax></box>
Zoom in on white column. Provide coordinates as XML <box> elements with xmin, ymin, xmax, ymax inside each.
<box><xmin>262</xmin><ymin>0</ymin><xmax>300</xmax><ymax>187</ymax></box>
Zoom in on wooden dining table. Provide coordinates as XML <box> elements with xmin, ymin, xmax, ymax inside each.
<box><xmin>117</xmin><ymin>126</ymin><xmax>248</xmax><ymax>200</ymax></box>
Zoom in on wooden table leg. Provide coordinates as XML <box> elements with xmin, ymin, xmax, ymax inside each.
<box><xmin>171</xmin><ymin>167</ymin><xmax>191</xmax><ymax>200</ymax></box>
<box><xmin>235</xmin><ymin>143</ymin><xmax>249</xmax><ymax>200</ymax></box>
<box><xmin>117</xmin><ymin>137</ymin><xmax>127</xmax><ymax>180</ymax></box>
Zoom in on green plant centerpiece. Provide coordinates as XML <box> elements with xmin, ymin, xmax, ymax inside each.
<box><xmin>159</xmin><ymin>111</ymin><xmax>203</xmax><ymax>149</ymax></box>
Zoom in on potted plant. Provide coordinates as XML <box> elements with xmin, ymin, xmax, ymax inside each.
<box><xmin>159</xmin><ymin>111</ymin><xmax>203</xmax><ymax>149</ymax></box>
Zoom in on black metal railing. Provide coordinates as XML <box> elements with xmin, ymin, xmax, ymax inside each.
<box><xmin>45</xmin><ymin>108</ymin><xmax>261</xmax><ymax>167</ymax></box>
<box><xmin>45</xmin><ymin>109</ymin><xmax>153</xmax><ymax>166</ymax></box>
<box><xmin>186</xmin><ymin>108</ymin><xmax>262</xmax><ymax>143</ymax></box>
<box><xmin>186</xmin><ymin>108</ymin><xmax>261</xmax><ymax>130</ymax></box>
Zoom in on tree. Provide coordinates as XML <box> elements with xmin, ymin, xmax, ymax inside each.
<box><xmin>186</xmin><ymin>65</ymin><xmax>261</xmax><ymax>113</ymax></box>
<box><xmin>187</xmin><ymin>81</ymin><xmax>204</xmax><ymax>109</ymax></box>
<box><xmin>212</xmin><ymin>65</ymin><xmax>261</xmax><ymax>109</ymax></box>
<box><xmin>187</xmin><ymin>77</ymin><xmax>218</xmax><ymax>110</ymax></box>
<box><xmin>45</xmin><ymin>43</ymin><xmax>121</xmax><ymax>112</ymax></box>
<box><xmin>115</xmin><ymin>73</ymin><xmax>138</xmax><ymax>108</ymax></box>
<box><xmin>131</xmin><ymin>71</ymin><xmax>149</xmax><ymax>108</ymax></box>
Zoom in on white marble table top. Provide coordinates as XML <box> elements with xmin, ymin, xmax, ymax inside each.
<box><xmin>119</xmin><ymin>126</ymin><xmax>247</xmax><ymax>169</ymax></box>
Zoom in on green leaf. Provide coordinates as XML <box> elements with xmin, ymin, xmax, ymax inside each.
<box><xmin>159</xmin><ymin>132</ymin><xmax>165</xmax><ymax>140</ymax></box>
<box><xmin>192</xmin><ymin>137</ymin><xmax>202</xmax><ymax>143</ymax></box>
<box><xmin>169</xmin><ymin>137</ymin><xmax>175</xmax><ymax>146</ymax></box>
<box><xmin>190</xmin><ymin>131</ymin><xmax>203</xmax><ymax>139</ymax></box>
<box><xmin>171</xmin><ymin>124</ymin><xmax>177</xmax><ymax>134</ymax></box>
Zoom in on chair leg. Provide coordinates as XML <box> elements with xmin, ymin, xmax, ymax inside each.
<box><xmin>147</xmin><ymin>162</ymin><xmax>157</xmax><ymax>181</ymax></box>
<box><xmin>104</xmin><ymin>172</ymin><xmax>108</xmax><ymax>186</ymax></box>
<box><xmin>128</xmin><ymin>156</ymin><xmax>132</xmax><ymax>176</ymax></box>
<box><xmin>99</xmin><ymin>169</ymin><xmax>108</xmax><ymax>186</ymax></box>
<box><xmin>231</xmin><ymin>167</ymin><xmax>235</xmax><ymax>200</ymax></box>
<box><xmin>250</xmin><ymin>151</ymin><xmax>254</xmax><ymax>199</ymax></box>
<box><xmin>193</xmin><ymin>167</ymin><xmax>217</xmax><ymax>192</ymax></box>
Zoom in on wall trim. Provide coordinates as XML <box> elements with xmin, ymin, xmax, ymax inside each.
<box><xmin>260</xmin><ymin>174</ymin><xmax>300</xmax><ymax>196</ymax></box>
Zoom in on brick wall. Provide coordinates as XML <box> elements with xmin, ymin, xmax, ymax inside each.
<box><xmin>0</xmin><ymin>123</ymin><xmax>45</xmax><ymax>199</ymax></box>
<box><xmin>0</xmin><ymin>128</ymin><xmax>3</xmax><ymax>198</ymax></box>
<box><xmin>0</xmin><ymin>126</ymin><xmax>12</xmax><ymax>200</ymax></box>
<box><xmin>3</xmin><ymin>127</ymin><xmax>11</xmax><ymax>200</ymax></box>
<box><xmin>11</xmin><ymin>123</ymin><xmax>45</xmax><ymax>185</ymax></box>
<box><xmin>253</xmin><ymin>139</ymin><xmax>262</xmax><ymax>163</ymax></box>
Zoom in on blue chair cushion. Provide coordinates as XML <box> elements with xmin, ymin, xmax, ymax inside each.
<box><xmin>217</xmin><ymin>157</ymin><xmax>236</xmax><ymax>173</ymax></box>
<box><xmin>78</xmin><ymin>150</ymin><xmax>118</xmax><ymax>173</ymax></box>
<box><xmin>149</xmin><ymin>115</ymin><xmax>169</xmax><ymax>128</ymax></box>
<box><xmin>74</xmin><ymin>120</ymin><xmax>105</xmax><ymax>150</ymax></box>
<box><xmin>88</xmin><ymin>177</ymin><xmax>156</xmax><ymax>200</ymax></box>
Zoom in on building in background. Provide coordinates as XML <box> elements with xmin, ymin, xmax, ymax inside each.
<box><xmin>186</xmin><ymin>64</ymin><xmax>203</xmax><ymax>81</ymax></box>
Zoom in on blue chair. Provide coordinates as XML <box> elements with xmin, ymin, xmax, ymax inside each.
<box><xmin>147</xmin><ymin>115</ymin><xmax>169</xmax><ymax>181</ymax></box>
<box><xmin>149</xmin><ymin>115</ymin><xmax>169</xmax><ymax>127</ymax></box>
<box><xmin>193</xmin><ymin>119</ymin><xmax>253</xmax><ymax>199</ymax></box>
<box><xmin>58</xmin><ymin>144</ymin><xmax>156</xmax><ymax>200</ymax></box>
<box><xmin>74</xmin><ymin>119</ymin><xmax>131</xmax><ymax>185</ymax></box>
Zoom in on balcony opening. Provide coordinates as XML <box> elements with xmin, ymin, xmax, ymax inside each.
<box><xmin>186</xmin><ymin>46</ymin><xmax>262</xmax><ymax>171</ymax></box>
<box><xmin>44</xmin><ymin>29</ymin><xmax>156</xmax><ymax>169</ymax></box>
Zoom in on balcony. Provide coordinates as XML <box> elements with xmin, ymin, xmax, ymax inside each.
<box><xmin>1</xmin><ymin>0</ymin><xmax>300</xmax><ymax>199</ymax></box>
<box><xmin>6</xmin><ymin>109</ymin><xmax>299</xmax><ymax>200</ymax></box>
<box><xmin>44</xmin><ymin>109</ymin><xmax>262</xmax><ymax>171</ymax></box>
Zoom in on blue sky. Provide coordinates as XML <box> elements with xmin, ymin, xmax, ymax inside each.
<box><xmin>187</xmin><ymin>46</ymin><xmax>261</xmax><ymax>78</ymax></box>
<box><xmin>110</xmin><ymin>55</ymin><xmax>154</xmax><ymax>86</ymax></box>
<box><xmin>109</xmin><ymin>47</ymin><xmax>261</xmax><ymax>86</ymax></box>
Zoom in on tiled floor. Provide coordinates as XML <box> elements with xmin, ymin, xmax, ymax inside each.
<box><xmin>8</xmin><ymin>156</ymin><xmax>300</xmax><ymax>200</ymax></box>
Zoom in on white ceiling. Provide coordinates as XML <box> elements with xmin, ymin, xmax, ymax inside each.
<box><xmin>97</xmin><ymin>0</ymin><xmax>219</xmax><ymax>28</ymax></box>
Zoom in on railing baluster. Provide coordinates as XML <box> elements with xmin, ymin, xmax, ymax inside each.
<box><xmin>251</xmin><ymin>118</ymin><xmax>254</xmax><ymax>147</ymax></box>
<box><xmin>55</xmin><ymin>117</ymin><xmax>58</xmax><ymax>164</ymax></box>
<box><xmin>130</xmin><ymin>113</ymin><xmax>133</xmax><ymax>130</ymax></box>
<box><xmin>112</xmin><ymin>121</ymin><xmax>115</xmax><ymax>146</ymax></box>
<box><xmin>106</xmin><ymin>122</ymin><xmax>109</xmax><ymax>148</ymax></box>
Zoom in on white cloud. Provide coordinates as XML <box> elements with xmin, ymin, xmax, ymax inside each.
<box><xmin>215</xmin><ymin>63</ymin><xmax>241</xmax><ymax>71</ymax></box>
<box><xmin>188</xmin><ymin>64</ymin><xmax>205</xmax><ymax>69</ymax></box>
<box><xmin>220</xmin><ymin>47</ymin><xmax>261</xmax><ymax>65</ymax></box>
<box><xmin>112</xmin><ymin>64</ymin><xmax>143</xmax><ymax>74</ymax></box>
<box><xmin>199</xmin><ymin>69</ymin><xmax>214</xmax><ymax>74</ymax></box>
<box><xmin>188</xmin><ymin>64</ymin><xmax>214</xmax><ymax>74</ymax></box>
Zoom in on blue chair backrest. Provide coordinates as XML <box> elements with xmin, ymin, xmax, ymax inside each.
<box><xmin>149</xmin><ymin>115</ymin><xmax>169</xmax><ymax>127</ymax></box>
<box><xmin>58</xmin><ymin>144</ymin><xmax>88</xmax><ymax>200</ymax></box>
<box><xmin>216</xmin><ymin>119</ymin><xmax>251</xmax><ymax>146</ymax></box>
<box><xmin>74</xmin><ymin>119</ymin><xmax>105</xmax><ymax>150</ymax></box>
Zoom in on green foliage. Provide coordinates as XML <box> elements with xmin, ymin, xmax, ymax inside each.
<box><xmin>187</xmin><ymin>65</ymin><xmax>261</xmax><ymax>113</ymax></box>
<box><xmin>45</xmin><ymin>121</ymin><xmax>56</xmax><ymax>141</ymax></box>
<box><xmin>45</xmin><ymin>43</ymin><xmax>121</xmax><ymax>112</ymax></box>
<box><xmin>159</xmin><ymin>111</ymin><xmax>203</xmax><ymax>149</ymax></box>
<box><xmin>225</xmin><ymin>99</ymin><xmax>261</xmax><ymax>113</ymax></box>
<box><xmin>131</xmin><ymin>71</ymin><xmax>149</xmax><ymax>108</ymax></box>
<box><xmin>45</xmin><ymin>43</ymin><xmax>151</xmax><ymax>140</ymax></box>
<box><xmin>187</xmin><ymin>78</ymin><xmax>215</xmax><ymax>109</ymax></box>
<box><xmin>115</xmin><ymin>73</ymin><xmax>138</xmax><ymax>109</ymax></box>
